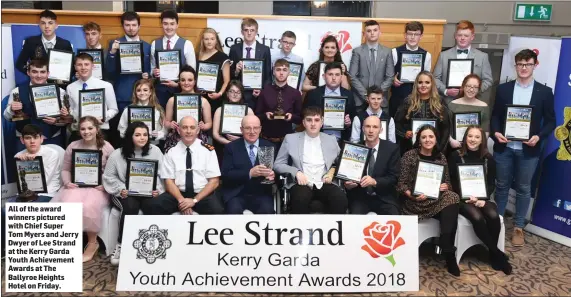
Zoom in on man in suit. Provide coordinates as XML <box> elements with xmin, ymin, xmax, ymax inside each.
<box><xmin>229</xmin><ymin>18</ymin><xmax>272</xmax><ymax>110</ymax></box>
<box><xmin>349</xmin><ymin>20</ymin><xmax>395</xmax><ymax>109</ymax></box>
<box><xmin>343</xmin><ymin>116</ymin><xmax>400</xmax><ymax>215</ymax></box>
<box><xmin>221</xmin><ymin>115</ymin><xmax>275</xmax><ymax>214</ymax></box>
<box><xmin>274</xmin><ymin>106</ymin><xmax>348</xmax><ymax>214</ymax></box>
<box><xmin>490</xmin><ymin>49</ymin><xmax>556</xmax><ymax>247</ymax></box>
<box><xmin>304</xmin><ymin>62</ymin><xmax>356</xmax><ymax>140</ymax></box>
<box><xmin>433</xmin><ymin>20</ymin><xmax>493</xmax><ymax>104</ymax></box>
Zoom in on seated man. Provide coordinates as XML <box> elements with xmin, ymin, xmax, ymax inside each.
<box><xmin>221</xmin><ymin>115</ymin><xmax>276</xmax><ymax>214</ymax></box>
<box><xmin>343</xmin><ymin>116</ymin><xmax>401</xmax><ymax>215</ymax></box>
<box><xmin>144</xmin><ymin>116</ymin><xmax>224</xmax><ymax>215</ymax></box>
<box><xmin>274</xmin><ymin>106</ymin><xmax>348</xmax><ymax>214</ymax></box>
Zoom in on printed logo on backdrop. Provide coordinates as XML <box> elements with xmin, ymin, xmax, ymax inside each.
<box><xmin>133</xmin><ymin>225</ymin><xmax>172</xmax><ymax>264</ymax></box>
<box><xmin>361</xmin><ymin>221</ymin><xmax>405</xmax><ymax>266</ymax></box>
<box><xmin>555</xmin><ymin>107</ymin><xmax>571</xmax><ymax>161</ymax></box>
<box><xmin>321</xmin><ymin>31</ymin><xmax>353</xmax><ymax>53</ymax></box>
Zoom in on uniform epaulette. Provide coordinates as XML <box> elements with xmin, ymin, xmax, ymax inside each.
<box><xmin>202</xmin><ymin>142</ymin><xmax>215</xmax><ymax>151</ymax></box>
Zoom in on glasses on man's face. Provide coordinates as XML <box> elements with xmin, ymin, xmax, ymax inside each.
<box><xmin>464</xmin><ymin>85</ymin><xmax>479</xmax><ymax>90</ymax></box>
<box><xmin>406</xmin><ymin>33</ymin><xmax>421</xmax><ymax>38</ymax></box>
<box><xmin>281</xmin><ymin>40</ymin><xmax>296</xmax><ymax>46</ymax></box>
<box><xmin>516</xmin><ymin>63</ymin><xmax>535</xmax><ymax>69</ymax></box>
<box><xmin>241</xmin><ymin>126</ymin><xmax>261</xmax><ymax>132</ymax></box>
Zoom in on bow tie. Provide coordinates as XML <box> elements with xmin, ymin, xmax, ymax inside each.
<box><xmin>457</xmin><ymin>49</ymin><xmax>469</xmax><ymax>55</ymax></box>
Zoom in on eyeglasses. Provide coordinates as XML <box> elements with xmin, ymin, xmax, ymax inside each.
<box><xmin>281</xmin><ymin>40</ymin><xmax>296</xmax><ymax>46</ymax></box>
<box><xmin>241</xmin><ymin>126</ymin><xmax>261</xmax><ymax>132</ymax></box>
<box><xmin>464</xmin><ymin>85</ymin><xmax>479</xmax><ymax>90</ymax></box>
<box><xmin>227</xmin><ymin>90</ymin><xmax>241</xmax><ymax>95</ymax></box>
<box><xmin>406</xmin><ymin>33</ymin><xmax>422</xmax><ymax>37</ymax></box>
<box><xmin>516</xmin><ymin>63</ymin><xmax>535</xmax><ymax>69</ymax></box>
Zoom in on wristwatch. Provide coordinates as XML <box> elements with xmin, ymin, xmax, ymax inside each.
<box><xmin>193</xmin><ymin>198</ymin><xmax>198</xmax><ymax>204</ymax></box>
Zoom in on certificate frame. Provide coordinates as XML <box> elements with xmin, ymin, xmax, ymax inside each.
<box><xmin>71</xmin><ymin>149</ymin><xmax>103</xmax><ymax>187</ymax></box>
<box><xmin>457</xmin><ymin>163</ymin><xmax>488</xmax><ymax>200</ymax></box>
<box><xmin>47</xmin><ymin>49</ymin><xmax>74</xmax><ymax>82</ymax></box>
<box><xmin>125</xmin><ymin>158</ymin><xmax>158</xmax><ymax>198</ymax></box>
<box><xmin>241</xmin><ymin>59</ymin><xmax>264</xmax><ymax>90</ymax></box>
<box><xmin>78</xmin><ymin>88</ymin><xmax>106</xmax><ymax>120</ymax></box>
<box><xmin>398</xmin><ymin>51</ymin><xmax>424</xmax><ymax>83</ymax></box>
<box><xmin>77</xmin><ymin>49</ymin><xmax>105</xmax><ymax>80</ymax></box>
<box><xmin>380</xmin><ymin>119</ymin><xmax>389</xmax><ymax>141</ymax></box>
<box><xmin>504</xmin><ymin>104</ymin><xmax>534</xmax><ymax>141</ymax></box>
<box><xmin>412</xmin><ymin>160</ymin><xmax>445</xmax><ymax>200</ymax></box>
<box><xmin>453</xmin><ymin>112</ymin><xmax>481</xmax><ymax>141</ymax></box>
<box><xmin>29</xmin><ymin>83</ymin><xmax>62</xmax><ymax>119</ymax></box>
<box><xmin>196</xmin><ymin>60</ymin><xmax>220</xmax><ymax>93</ymax></box>
<box><xmin>118</xmin><ymin>41</ymin><xmax>144</xmax><ymax>75</ymax></box>
<box><xmin>287</xmin><ymin>62</ymin><xmax>304</xmax><ymax>90</ymax></box>
<box><xmin>156</xmin><ymin>49</ymin><xmax>181</xmax><ymax>82</ymax></box>
<box><xmin>412</xmin><ymin>118</ymin><xmax>437</xmax><ymax>145</ymax></box>
<box><xmin>15</xmin><ymin>156</ymin><xmax>47</xmax><ymax>194</ymax></box>
<box><xmin>446</xmin><ymin>59</ymin><xmax>474</xmax><ymax>88</ymax></box>
<box><xmin>334</xmin><ymin>141</ymin><xmax>372</xmax><ymax>183</ymax></box>
<box><xmin>318</xmin><ymin>61</ymin><xmax>326</xmax><ymax>87</ymax></box>
<box><xmin>220</xmin><ymin>103</ymin><xmax>248</xmax><ymax>135</ymax></box>
<box><xmin>128</xmin><ymin>106</ymin><xmax>155</xmax><ymax>131</ymax></box>
<box><xmin>322</xmin><ymin>96</ymin><xmax>347</xmax><ymax>131</ymax></box>
<box><xmin>174</xmin><ymin>93</ymin><xmax>202</xmax><ymax>123</ymax></box>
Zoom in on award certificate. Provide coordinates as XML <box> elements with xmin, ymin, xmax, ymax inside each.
<box><xmin>72</xmin><ymin>149</ymin><xmax>102</xmax><ymax>187</ymax></box>
<box><xmin>220</xmin><ymin>103</ymin><xmax>247</xmax><ymax>135</ymax></box>
<box><xmin>242</xmin><ymin>60</ymin><xmax>264</xmax><ymax>90</ymax></box>
<box><xmin>79</xmin><ymin>89</ymin><xmax>106</xmax><ymax>120</ymax></box>
<box><xmin>399</xmin><ymin>52</ymin><xmax>423</xmax><ymax>82</ymax></box>
<box><xmin>504</xmin><ymin>105</ymin><xmax>533</xmax><ymax>141</ymax></box>
<box><xmin>412</xmin><ymin>119</ymin><xmax>437</xmax><ymax>145</ymax></box>
<box><xmin>119</xmin><ymin>42</ymin><xmax>144</xmax><ymax>74</ymax></box>
<box><xmin>335</xmin><ymin>142</ymin><xmax>371</xmax><ymax>182</ymax></box>
<box><xmin>174</xmin><ymin>93</ymin><xmax>201</xmax><ymax>123</ymax></box>
<box><xmin>30</xmin><ymin>84</ymin><xmax>61</xmax><ymax>118</ymax></box>
<box><xmin>47</xmin><ymin>49</ymin><xmax>73</xmax><ymax>82</ymax></box>
<box><xmin>318</xmin><ymin>62</ymin><xmax>326</xmax><ymax>87</ymax></box>
<box><xmin>287</xmin><ymin>62</ymin><xmax>303</xmax><ymax>89</ymax></box>
<box><xmin>446</xmin><ymin>59</ymin><xmax>474</xmax><ymax>88</ymax></box>
<box><xmin>323</xmin><ymin>97</ymin><xmax>346</xmax><ymax>130</ymax></box>
<box><xmin>126</xmin><ymin>158</ymin><xmax>158</xmax><ymax>197</ymax></box>
<box><xmin>78</xmin><ymin>49</ymin><xmax>104</xmax><ymax>79</ymax></box>
<box><xmin>15</xmin><ymin>157</ymin><xmax>47</xmax><ymax>193</ymax></box>
<box><xmin>413</xmin><ymin>160</ymin><xmax>444</xmax><ymax>199</ymax></box>
<box><xmin>128</xmin><ymin>106</ymin><xmax>155</xmax><ymax>131</ymax></box>
<box><xmin>453</xmin><ymin>112</ymin><xmax>481</xmax><ymax>141</ymax></box>
<box><xmin>457</xmin><ymin>163</ymin><xmax>488</xmax><ymax>200</ymax></box>
<box><xmin>197</xmin><ymin>61</ymin><xmax>219</xmax><ymax>92</ymax></box>
<box><xmin>380</xmin><ymin>119</ymin><xmax>388</xmax><ymax>140</ymax></box>
<box><xmin>157</xmin><ymin>50</ymin><xmax>180</xmax><ymax>81</ymax></box>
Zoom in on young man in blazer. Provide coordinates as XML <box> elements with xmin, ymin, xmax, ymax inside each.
<box><xmin>221</xmin><ymin>115</ymin><xmax>275</xmax><ymax>214</ymax></box>
<box><xmin>349</xmin><ymin>20</ymin><xmax>395</xmax><ymax>109</ymax></box>
<box><xmin>490</xmin><ymin>49</ymin><xmax>556</xmax><ymax>247</ymax></box>
<box><xmin>229</xmin><ymin>18</ymin><xmax>272</xmax><ymax>110</ymax></box>
<box><xmin>344</xmin><ymin>116</ymin><xmax>400</xmax><ymax>215</ymax></box>
<box><xmin>274</xmin><ymin>106</ymin><xmax>348</xmax><ymax>214</ymax></box>
<box><xmin>434</xmin><ymin>20</ymin><xmax>493</xmax><ymax>104</ymax></box>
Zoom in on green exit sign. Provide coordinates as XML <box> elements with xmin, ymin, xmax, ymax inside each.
<box><xmin>514</xmin><ymin>3</ymin><xmax>552</xmax><ymax>21</ymax></box>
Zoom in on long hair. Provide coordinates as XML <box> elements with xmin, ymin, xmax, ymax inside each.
<box><xmin>179</xmin><ymin>65</ymin><xmax>198</xmax><ymax>93</ymax></box>
<box><xmin>457</xmin><ymin>74</ymin><xmax>482</xmax><ymax>99</ymax></box>
<box><xmin>121</xmin><ymin>121</ymin><xmax>150</xmax><ymax>159</ymax></box>
<box><xmin>198</xmin><ymin>28</ymin><xmax>223</xmax><ymax>56</ymax></box>
<box><xmin>407</xmin><ymin>71</ymin><xmax>444</xmax><ymax>120</ymax></box>
<box><xmin>413</xmin><ymin>124</ymin><xmax>439</xmax><ymax>155</ymax></box>
<box><xmin>458</xmin><ymin>125</ymin><xmax>490</xmax><ymax>159</ymax></box>
<box><xmin>131</xmin><ymin>79</ymin><xmax>165</xmax><ymax>125</ymax></box>
<box><xmin>318</xmin><ymin>35</ymin><xmax>343</xmax><ymax>62</ymax></box>
<box><xmin>78</xmin><ymin>116</ymin><xmax>105</xmax><ymax>149</ymax></box>
<box><xmin>224</xmin><ymin>80</ymin><xmax>245</xmax><ymax>104</ymax></box>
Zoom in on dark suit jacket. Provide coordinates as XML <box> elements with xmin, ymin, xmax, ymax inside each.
<box><xmin>15</xmin><ymin>35</ymin><xmax>73</xmax><ymax>75</ymax></box>
<box><xmin>229</xmin><ymin>41</ymin><xmax>272</xmax><ymax>86</ymax></box>
<box><xmin>490</xmin><ymin>80</ymin><xmax>556</xmax><ymax>157</ymax></box>
<box><xmin>221</xmin><ymin>138</ymin><xmax>274</xmax><ymax>203</ymax></box>
<box><xmin>304</xmin><ymin>86</ymin><xmax>357</xmax><ymax>140</ymax></box>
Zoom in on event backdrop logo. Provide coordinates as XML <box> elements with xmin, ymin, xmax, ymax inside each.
<box><xmin>361</xmin><ymin>221</ymin><xmax>405</xmax><ymax>266</ymax></box>
<box><xmin>321</xmin><ymin>31</ymin><xmax>353</xmax><ymax>53</ymax></box>
<box><xmin>133</xmin><ymin>225</ymin><xmax>172</xmax><ymax>264</ymax></box>
<box><xmin>532</xmin><ymin>49</ymin><xmax>540</xmax><ymax>66</ymax></box>
<box><xmin>555</xmin><ymin>107</ymin><xmax>571</xmax><ymax>161</ymax></box>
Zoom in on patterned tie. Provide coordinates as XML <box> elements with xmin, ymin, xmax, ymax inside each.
<box><xmin>167</xmin><ymin>39</ymin><xmax>171</xmax><ymax>50</ymax></box>
<box><xmin>457</xmin><ymin>49</ymin><xmax>468</xmax><ymax>55</ymax></box>
<box><xmin>186</xmin><ymin>148</ymin><xmax>194</xmax><ymax>194</ymax></box>
<box><xmin>82</xmin><ymin>83</ymin><xmax>87</xmax><ymax>90</ymax></box>
<box><xmin>366</xmin><ymin>148</ymin><xmax>376</xmax><ymax>195</ymax></box>
<box><xmin>246</xmin><ymin>47</ymin><xmax>252</xmax><ymax>59</ymax></box>
<box><xmin>249</xmin><ymin>144</ymin><xmax>256</xmax><ymax>166</ymax></box>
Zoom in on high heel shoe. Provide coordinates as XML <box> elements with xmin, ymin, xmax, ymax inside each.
<box><xmin>490</xmin><ymin>249</ymin><xmax>512</xmax><ymax>275</ymax></box>
<box><xmin>83</xmin><ymin>241</ymin><xmax>99</xmax><ymax>263</ymax></box>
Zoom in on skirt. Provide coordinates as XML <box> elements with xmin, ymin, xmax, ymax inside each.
<box><xmin>402</xmin><ymin>190</ymin><xmax>459</xmax><ymax>219</ymax></box>
<box><xmin>51</xmin><ymin>187</ymin><xmax>110</xmax><ymax>233</ymax></box>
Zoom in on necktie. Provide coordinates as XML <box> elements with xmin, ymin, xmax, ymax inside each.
<box><xmin>186</xmin><ymin>148</ymin><xmax>194</xmax><ymax>194</ymax></box>
<box><xmin>370</xmin><ymin>48</ymin><xmax>376</xmax><ymax>63</ymax></box>
<box><xmin>366</xmin><ymin>148</ymin><xmax>376</xmax><ymax>195</ymax></box>
<box><xmin>249</xmin><ymin>144</ymin><xmax>256</xmax><ymax>166</ymax></box>
<box><xmin>82</xmin><ymin>83</ymin><xmax>87</xmax><ymax>90</ymax></box>
<box><xmin>45</xmin><ymin>42</ymin><xmax>53</xmax><ymax>50</ymax></box>
<box><xmin>167</xmin><ymin>39</ymin><xmax>171</xmax><ymax>50</ymax></box>
<box><xmin>457</xmin><ymin>49</ymin><xmax>468</xmax><ymax>55</ymax></box>
<box><xmin>246</xmin><ymin>47</ymin><xmax>252</xmax><ymax>59</ymax></box>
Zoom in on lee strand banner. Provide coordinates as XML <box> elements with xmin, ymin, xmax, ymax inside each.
<box><xmin>117</xmin><ymin>215</ymin><xmax>419</xmax><ymax>293</ymax></box>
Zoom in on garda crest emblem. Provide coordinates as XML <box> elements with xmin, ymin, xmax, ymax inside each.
<box><xmin>555</xmin><ymin>107</ymin><xmax>571</xmax><ymax>161</ymax></box>
<box><xmin>133</xmin><ymin>225</ymin><xmax>172</xmax><ymax>264</ymax></box>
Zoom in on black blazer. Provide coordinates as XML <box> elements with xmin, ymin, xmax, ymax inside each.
<box><xmin>490</xmin><ymin>80</ymin><xmax>556</xmax><ymax>157</ymax></box>
<box><xmin>15</xmin><ymin>35</ymin><xmax>73</xmax><ymax>75</ymax></box>
<box><xmin>304</xmin><ymin>86</ymin><xmax>357</xmax><ymax>140</ymax></box>
<box><xmin>228</xmin><ymin>41</ymin><xmax>272</xmax><ymax>87</ymax></box>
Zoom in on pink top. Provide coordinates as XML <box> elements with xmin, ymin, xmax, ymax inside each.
<box><xmin>62</xmin><ymin>140</ymin><xmax>115</xmax><ymax>185</ymax></box>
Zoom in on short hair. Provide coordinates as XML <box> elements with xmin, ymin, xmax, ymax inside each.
<box><xmin>364</xmin><ymin>20</ymin><xmax>379</xmax><ymax>28</ymax></box>
<box><xmin>160</xmin><ymin>10</ymin><xmax>178</xmax><ymax>23</ymax></box>
<box><xmin>324</xmin><ymin>62</ymin><xmax>343</xmax><ymax>73</ymax></box>
<box><xmin>179</xmin><ymin>65</ymin><xmax>197</xmax><ymax>79</ymax></box>
<box><xmin>274</xmin><ymin>58</ymin><xmax>290</xmax><ymax>68</ymax></box>
<box><xmin>302</xmin><ymin>106</ymin><xmax>323</xmax><ymax>118</ymax></box>
<box><xmin>456</xmin><ymin>20</ymin><xmax>475</xmax><ymax>34</ymax></box>
<box><xmin>39</xmin><ymin>10</ymin><xmax>57</xmax><ymax>21</ymax></box>
<box><xmin>367</xmin><ymin>85</ymin><xmax>383</xmax><ymax>97</ymax></box>
<box><xmin>281</xmin><ymin>31</ymin><xmax>296</xmax><ymax>39</ymax></box>
<box><xmin>21</xmin><ymin>124</ymin><xmax>43</xmax><ymax>137</ymax></box>
<box><xmin>121</xmin><ymin>11</ymin><xmax>140</xmax><ymax>26</ymax></box>
<box><xmin>83</xmin><ymin>22</ymin><xmax>101</xmax><ymax>33</ymax></box>
<box><xmin>515</xmin><ymin>49</ymin><xmax>538</xmax><ymax>64</ymax></box>
<box><xmin>28</xmin><ymin>59</ymin><xmax>48</xmax><ymax>70</ymax></box>
<box><xmin>405</xmin><ymin>21</ymin><xmax>424</xmax><ymax>34</ymax></box>
<box><xmin>241</xmin><ymin>18</ymin><xmax>259</xmax><ymax>30</ymax></box>
<box><xmin>75</xmin><ymin>52</ymin><xmax>94</xmax><ymax>63</ymax></box>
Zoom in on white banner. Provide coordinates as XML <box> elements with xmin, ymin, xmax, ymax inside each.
<box><xmin>117</xmin><ymin>215</ymin><xmax>419</xmax><ymax>293</ymax></box>
<box><xmin>1</xmin><ymin>24</ymin><xmax>17</xmax><ymax>200</ymax></box>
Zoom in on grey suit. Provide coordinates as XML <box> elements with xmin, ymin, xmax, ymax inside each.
<box><xmin>434</xmin><ymin>47</ymin><xmax>493</xmax><ymax>104</ymax></box>
<box><xmin>349</xmin><ymin>43</ymin><xmax>395</xmax><ymax>107</ymax></box>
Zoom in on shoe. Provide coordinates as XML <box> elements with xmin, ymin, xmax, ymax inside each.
<box><xmin>110</xmin><ymin>243</ymin><xmax>121</xmax><ymax>266</ymax></box>
<box><xmin>511</xmin><ymin>228</ymin><xmax>525</xmax><ymax>247</ymax></box>
<box><xmin>82</xmin><ymin>241</ymin><xmax>99</xmax><ymax>263</ymax></box>
<box><xmin>444</xmin><ymin>252</ymin><xmax>460</xmax><ymax>276</ymax></box>
<box><xmin>490</xmin><ymin>249</ymin><xmax>513</xmax><ymax>275</ymax></box>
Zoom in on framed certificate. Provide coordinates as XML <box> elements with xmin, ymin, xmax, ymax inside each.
<box><xmin>126</xmin><ymin>158</ymin><xmax>158</xmax><ymax>198</ymax></box>
<box><xmin>78</xmin><ymin>49</ymin><xmax>104</xmax><ymax>80</ymax></box>
<box><xmin>79</xmin><ymin>88</ymin><xmax>106</xmax><ymax>120</ymax></box>
<box><xmin>412</xmin><ymin>119</ymin><xmax>437</xmax><ymax>145</ymax></box>
<box><xmin>174</xmin><ymin>93</ymin><xmax>201</xmax><ymax>123</ymax></box>
<box><xmin>287</xmin><ymin>62</ymin><xmax>303</xmax><ymax>89</ymax></box>
<box><xmin>156</xmin><ymin>50</ymin><xmax>181</xmax><ymax>82</ymax></box>
<box><xmin>197</xmin><ymin>61</ymin><xmax>220</xmax><ymax>92</ymax></box>
<box><xmin>220</xmin><ymin>103</ymin><xmax>247</xmax><ymax>135</ymax></box>
<box><xmin>47</xmin><ymin>49</ymin><xmax>73</xmax><ymax>82</ymax></box>
<box><xmin>242</xmin><ymin>59</ymin><xmax>264</xmax><ymax>90</ymax></box>
<box><xmin>457</xmin><ymin>163</ymin><xmax>488</xmax><ymax>200</ymax></box>
<box><xmin>71</xmin><ymin>149</ymin><xmax>102</xmax><ymax>187</ymax></box>
<box><xmin>15</xmin><ymin>157</ymin><xmax>47</xmax><ymax>194</ymax></box>
<box><xmin>446</xmin><ymin>59</ymin><xmax>474</xmax><ymax>88</ymax></box>
<box><xmin>318</xmin><ymin>61</ymin><xmax>326</xmax><ymax>87</ymax></box>
<box><xmin>119</xmin><ymin>42</ymin><xmax>144</xmax><ymax>74</ymax></box>
<box><xmin>504</xmin><ymin>105</ymin><xmax>533</xmax><ymax>141</ymax></box>
<box><xmin>323</xmin><ymin>97</ymin><xmax>347</xmax><ymax>130</ymax></box>
<box><xmin>380</xmin><ymin>119</ymin><xmax>389</xmax><ymax>140</ymax></box>
<box><xmin>335</xmin><ymin>142</ymin><xmax>371</xmax><ymax>183</ymax></box>
<box><xmin>453</xmin><ymin>112</ymin><xmax>481</xmax><ymax>141</ymax></box>
<box><xmin>29</xmin><ymin>84</ymin><xmax>62</xmax><ymax>118</ymax></box>
<box><xmin>412</xmin><ymin>160</ymin><xmax>445</xmax><ymax>199</ymax></box>
<box><xmin>128</xmin><ymin>106</ymin><xmax>155</xmax><ymax>131</ymax></box>
<box><xmin>399</xmin><ymin>52</ymin><xmax>424</xmax><ymax>83</ymax></box>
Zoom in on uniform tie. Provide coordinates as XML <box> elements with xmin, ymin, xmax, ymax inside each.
<box><xmin>186</xmin><ymin>147</ymin><xmax>194</xmax><ymax>194</ymax></box>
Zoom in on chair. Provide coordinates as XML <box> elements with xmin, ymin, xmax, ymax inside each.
<box><xmin>418</xmin><ymin>218</ymin><xmax>441</xmax><ymax>248</ymax></box>
<box><xmin>455</xmin><ymin>214</ymin><xmax>505</xmax><ymax>264</ymax></box>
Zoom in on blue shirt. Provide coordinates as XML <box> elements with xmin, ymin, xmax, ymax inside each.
<box><xmin>245</xmin><ymin>139</ymin><xmax>260</xmax><ymax>157</ymax></box>
<box><xmin>323</xmin><ymin>86</ymin><xmax>342</xmax><ymax>139</ymax></box>
<box><xmin>507</xmin><ymin>80</ymin><xmax>534</xmax><ymax>150</ymax></box>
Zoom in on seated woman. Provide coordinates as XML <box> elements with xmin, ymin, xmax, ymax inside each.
<box><xmin>397</xmin><ymin>125</ymin><xmax>461</xmax><ymax>276</ymax></box>
<box><xmin>51</xmin><ymin>116</ymin><xmax>115</xmax><ymax>263</ymax></box>
<box><xmin>447</xmin><ymin>125</ymin><xmax>512</xmax><ymax>274</ymax></box>
<box><xmin>302</xmin><ymin>35</ymin><xmax>350</xmax><ymax>92</ymax></box>
<box><xmin>103</xmin><ymin>121</ymin><xmax>165</xmax><ymax>266</ymax></box>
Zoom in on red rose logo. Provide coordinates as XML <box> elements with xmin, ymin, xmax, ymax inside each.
<box><xmin>321</xmin><ymin>31</ymin><xmax>353</xmax><ymax>53</ymax></box>
<box><xmin>532</xmin><ymin>49</ymin><xmax>540</xmax><ymax>65</ymax></box>
<box><xmin>361</xmin><ymin>221</ymin><xmax>405</xmax><ymax>266</ymax></box>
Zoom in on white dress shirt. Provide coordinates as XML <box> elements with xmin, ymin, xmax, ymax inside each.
<box><xmin>391</xmin><ymin>44</ymin><xmax>432</xmax><ymax>72</ymax></box>
<box><xmin>242</xmin><ymin>41</ymin><xmax>257</xmax><ymax>59</ymax></box>
<box><xmin>456</xmin><ymin>46</ymin><xmax>471</xmax><ymax>59</ymax></box>
<box><xmin>302</xmin><ymin>133</ymin><xmax>326</xmax><ymax>189</ymax></box>
<box><xmin>161</xmin><ymin>139</ymin><xmax>220</xmax><ymax>193</ymax></box>
<box><xmin>117</xmin><ymin>102</ymin><xmax>166</xmax><ymax>143</ymax></box>
<box><xmin>151</xmin><ymin>34</ymin><xmax>196</xmax><ymax>70</ymax></box>
<box><xmin>41</xmin><ymin>35</ymin><xmax>57</xmax><ymax>50</ymax></box>
<box><xmin>350</xmin><ymin>107</ymin><xmax>396</xmax><ymax>144</ymax></box>
<box><xmin>66</xmin><ymin>76</ymin><xmax>118</xmax><ymax>130</ymax></box>
<box><xmin>15</xmin><ymin>145</ymin><xmax>62</xmax><ymax>196</ymax></box>
<box><xmin>125</xmin><ymin>35</ymin><xmax>140</xmax><ymax>42</ymax></box>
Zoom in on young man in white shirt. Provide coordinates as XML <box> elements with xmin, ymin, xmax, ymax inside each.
<box><xmin>350</xmin><ymin>86</ymin><xmax>396</xmax><ymax>144</ymax></box>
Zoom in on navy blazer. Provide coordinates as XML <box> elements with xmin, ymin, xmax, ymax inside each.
<box><xmin>221</xmin><ymin>138</ymin><xmax>274</xmax><ymax>203</ymax></box>
<box><xmin>490</xmin><ymin>80</ymin><xmax>556</xmax><ymax>157</ymax></box>
<box><xmin>15</xmin><ymin>35</ymin><xmax>73</xmax><ymax>76</ymax></box>
<box><xmin>304</xmin><ymin>86</ymin><xmax>357</xmax><ymax>140</ymax></box>
<box><xmin>228</xmin><ymin>41</ymin><xmax>272</xmax><ymax>87</ymax></box>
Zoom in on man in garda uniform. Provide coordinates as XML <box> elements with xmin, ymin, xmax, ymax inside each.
<box><xmin>147</xmin><ymin>116</ymin><xmax>225</xmax><ymax>215</ymax></box>
<box><xmin>350</xmin><ymin>86</ymin><xmax>396</xmax><ymax>144</ymax></box>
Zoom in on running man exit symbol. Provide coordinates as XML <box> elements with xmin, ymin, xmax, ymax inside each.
<box><xmin>514</xmin><ymin>3</ymin><xmax>552</xmax><ymax>21</ymax></box>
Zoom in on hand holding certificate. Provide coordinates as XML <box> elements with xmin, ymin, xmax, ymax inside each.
<box><xmin>399</xmin><ymin>52</ymin><xmax>424</xmax><ymax>83</ymax></box>
<box><xmin>47</xmin><ymin>49</ymin><xmax>73</xmax><ymax>82</ymax></box>
<box><xmin>446</xmin><ymin>59</ymin><xmax>474</xmax><ymax>88</ymax></box>
<box><xmin>157</xmin><ymin>50</ymin><xmax>181</xmax><ymax>82</ymax></box>
<box><xmin>457</xmin><ymin>163</ymin><xmax>488</xmax><ymax>200</ymax></box>
<box><xmin>30</xmin><ymin>84</ymin><xmax>62</xmax><ymax>118</ymax></box>
<box><xmin>128</xmin><ymin>106</ymin><xmax>155</xmax><ymax>132</ymax></box>
<box><xmin>79</xmin><ymin>89</ymin><xmax>106</xmax><ymax>120</ymax></box>
<box><xmin>335</xmin><ymin>142</ymin><xmax>371</xmax><ymax>183</ymax></box>
<box><xmin>174</xmin><ymin>93</ymin><xmax>201</xmax><ymax>123</ymax></box>
<box><xmin>126</xmin><ymin>159</ymin><xmax>158</xmax><ymax>198</ymax></box>
<box><xmin>72</xmin><ymin>150</ymin><xmax>102</xmax><ymax>187</ymax></box>
<box><xmin>412</xmin><ymin>160</ymin><xmax>445</xmax><ymax>199</ymax></box>
<box><xmin>323</xmin><ymin>97</ymin><xmax>347</xmax><ymax>130</ymax></box>
<box><xmin>504</xmin><ymin>105</ymin><xmax>533</xmax><ymax>141</ymax></box>
<box><xmin>119</xmin><ymin>42</ymin><xmax>144</xmax><ymax>74</ymax></box>
<box><xmin>242</xmin><ymin>59</ymin><xmax>263</xmax><ymax>90</ymax></box>
<box><xmin>15</xmin><ymin>157</ymin><xmax>47</xmax><ymax>194</ymax></box>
